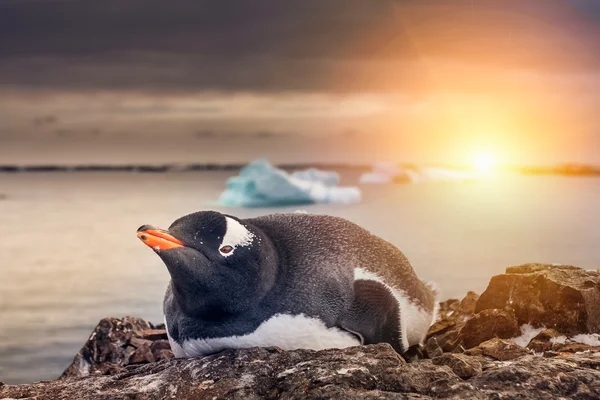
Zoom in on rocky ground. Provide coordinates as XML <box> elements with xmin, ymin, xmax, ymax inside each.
<box><xmin>2</xmin><ymin>263</ymin><xmax>600</xmax><ymax>399</ymax></box>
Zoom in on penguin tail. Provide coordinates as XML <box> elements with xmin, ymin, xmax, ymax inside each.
<box><xmin>422</xmin><ymin>279</ymin><xmax>440</xmax><ymax>297</ymax></box>
<box><xmin>422</xmin><ymin>279</ymin><xmax>441</xmax><ymax>326</ymax></box>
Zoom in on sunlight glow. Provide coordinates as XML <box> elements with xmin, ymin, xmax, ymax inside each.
<box><xmin>472</xmin><ymin>151</ymin><xmax>497</xmax><ymax>174</ymax></box>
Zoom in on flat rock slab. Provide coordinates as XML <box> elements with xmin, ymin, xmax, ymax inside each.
<box><xmin>2</xmin><ymin>344</ymin><xmax>600</xmax><ymax>400</ymax></box>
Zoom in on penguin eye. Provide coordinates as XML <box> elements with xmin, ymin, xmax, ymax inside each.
<box><xmin>219</xmin><ymin>245</ymin><xmax>234</xmax><ymax>254</ymax></box>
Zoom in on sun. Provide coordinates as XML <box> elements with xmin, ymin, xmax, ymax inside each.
<box><xmin>471</xmin><ymin>151</ymin><xmax>497</xmax><ymax>174</ymax></box>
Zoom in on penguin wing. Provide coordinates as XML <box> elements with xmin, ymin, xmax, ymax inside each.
<box><xmin>337</xmin><ymin>279</ymin><xmax>407</xmax><ymax>354</ymax></box>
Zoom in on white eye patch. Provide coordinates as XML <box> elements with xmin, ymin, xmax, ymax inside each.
<box><xmin>219</xmin><ymin>217</ymin><xmax>255</xmax><ymax>257</ymax></box>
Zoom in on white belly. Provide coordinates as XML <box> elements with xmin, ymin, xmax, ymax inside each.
<box><xmin>165</xmin><ymin>313</ymin><xmax>360</xmax><ymax>358</ymax></box>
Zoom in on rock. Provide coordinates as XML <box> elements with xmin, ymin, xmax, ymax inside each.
<box><xmin>424</xmin><ymin>337</ymin><xmax>444</xmax><ymax>358</ymax></box>
<box><xmin>431</xmin><ymin>353</ymin><xmax>482</xmax><ymax>379</ymax></box>
<box><xmin>153</xmin><ymin>348</ymin><xmax>175</xmax><ymax>361</ymax></box>
<box><xmin>478</xmin><ymin>338</ymin><xmax>531</xmax><ymax>361</ymax></box>
<box><xmin>129</xmin><ymin>341</ymin><xmax>155</xmax><ymax>364</ymax></box>
<box><xmin>459</xmin><ymin>309</ymin><xmax>520</xmax><ymax>349</ymax></box>
<box><xmin>137</xmin><ymin>329</ymin><xmax>168</xmax><ymax>341</ymax></box>
<box><xmin>61</xmin><ymin>317</ymin><xmax>171</xmax><ymax>378</ymax></box>
<box><xmin>6</xmin><ymin>264</ymin><xmax>600</xmax><ymax>398</ymax></box>
<box><xmin>150</xmin><ymin>339</ymin><xmax>171</xmax><ymax>351</ymax></box>
<box><xmin>526</xmin><ymin>328</ymin><xmax>600</xmax><ymax>354</ymax></box>
<box><xmin>558</xmin><ymin>343</ymin><xmax>600</xmax><ymax>353</ymax></box>
<box><xmin>436</xmin><ymin>298</ymin><xmax>460</xmax><ymax>320</ymax></box>
<box><xmin>427</xmin><ymin>264</ymin><xmax>600</xmax><ymax>352</ymax></box>
<box><xmin>429</xmin><ymin>291</ymin><xmax>479</xmax><ymax>337</ymax></box>
<box><xmin>2</xmin><ymin>343</ymin><xmax>600</xmax><ymax>399</ymax></box>
<box><xmin>129</xmin><ymin>336</ymin><xmax>153</xmax><ymax>349</ymax></box>
<box><xmin>150</xmin><ymin>340</ymin><xmax>175</xmax><ymax>361</ymax></box>
<box><xmin>463</xmin><ymin>346</ymin><xmax>484</xmax><ymax>357</ymax></box>
<box><xmin>528</xmin><ymin>328</ymin><xmax>563</xmax><ymax>352</ymax></box>
<box><xmin>426</xmin><ymin>291</ymin><xmax>479</xmax><ymax>352</ymax></box>
<box><xmin>475</xmin><ymin>264</ymin><xmax>600</xmax><ymax>335</ymax></box>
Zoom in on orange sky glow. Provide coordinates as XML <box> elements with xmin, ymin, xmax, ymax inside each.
<box><xmin>1</xmin><ymin>0</ymin><xmax>599</xmax><ymax>166</ymax></box>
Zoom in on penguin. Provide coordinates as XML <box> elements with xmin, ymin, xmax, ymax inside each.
<box><xmin>136</xmin><ymin>211</ymin><xmax>438</xmax><ymax>358</ymax></box>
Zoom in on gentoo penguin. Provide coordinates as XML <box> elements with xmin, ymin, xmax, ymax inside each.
<box><xmin>137</xmin><ymin>211</ymin><xmax>438</xmax><ymax>358</ymax></box>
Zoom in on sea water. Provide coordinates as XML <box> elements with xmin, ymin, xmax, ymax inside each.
<box><xmin>1</xmin><ymin>171</ymin><xmax>599</xmax><ymax>383</ymax></box>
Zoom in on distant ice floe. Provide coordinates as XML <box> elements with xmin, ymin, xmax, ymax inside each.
<box><xmin>218</xmin><ymin>159</ymin><xmax>361</xmax><ymax>207</ymax></box>
<box><xmin>359</xmin><ymin>162</ymin><xmax>474</xmax><ymax>184</ymax></box>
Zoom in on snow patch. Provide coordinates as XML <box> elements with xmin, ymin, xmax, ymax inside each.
<box><xmin>571</xmin><ymin>334</ymin><xmax>600</xmax><ymax>347</ymax></box>
<box><xmin>550</xmin><ymin>336</ymin><xmax>567</xmax><ymax>345</ymax></box>
<box><xmin>511</xmin><ymin>324</ymin><xmax>545</xmax><ymax>347</ymax></box>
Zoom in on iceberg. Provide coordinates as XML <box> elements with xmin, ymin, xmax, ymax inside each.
<box><xmin>218</xmin><ymin>159</ymin><xmax>361</xmax><ymax>207</ymax></box>
<box><xmin>291</xmin><ymin>168</ymin><xmax>340</xmax><ymax>188</ymax></box>
<box><xmin>359</xmin><ymin>162</ymin><xmax>406</xmax><ymax>184</ymax></box>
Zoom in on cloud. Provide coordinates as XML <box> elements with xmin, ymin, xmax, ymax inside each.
<box><xmin>0</xmin><ymin>0</ymin><xmax>599</xmax><ymax>93</ymax></box>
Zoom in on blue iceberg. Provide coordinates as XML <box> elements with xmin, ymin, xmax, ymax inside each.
<box><xmin>218</xmin><ymin>159</ymin><xmax>361</xmax><ymax>207</ymax></box>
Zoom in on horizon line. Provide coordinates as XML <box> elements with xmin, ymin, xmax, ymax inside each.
<box><xmin>0</xmin><ymin>162</ymin><xmax>599</xmax><ymax>176</ymax></box>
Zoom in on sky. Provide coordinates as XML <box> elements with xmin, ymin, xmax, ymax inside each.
<box><xmin>1</xmin><ymin>0</ymin><xmax>600</xmax><ymax>165</ymax></box>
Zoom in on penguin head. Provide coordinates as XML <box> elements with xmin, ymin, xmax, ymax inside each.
<box><xmin>137</xmin><ymin>211</ymin><xmax>277</xmax><ymax>318</ymax></box>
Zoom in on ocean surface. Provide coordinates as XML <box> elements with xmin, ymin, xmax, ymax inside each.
<box><xmin>1</xmin><ymin>171</ymin><xmax>599</xmax><ymax>384</ymax></box>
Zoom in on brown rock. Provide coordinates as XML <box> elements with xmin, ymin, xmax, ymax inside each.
<box><xmin>437</xmin><ymin>298</ymin><xmax>460</xmax><ymax>320</ymax></box>
<box><xmin>61</xmin><ymin>317</ymin><xmax>160</xmax><ymax>378</ymax></box>
<box><xmin>428</xmin><ymin>291</ymin><xmax>479</xmax><ymax>338</ymax></box>
<box><xmin>429</xmin><ymin>326</ymin><xmax>463</xmax><ymax>353</ymax></box>
<box><xmin>153</xmin><ymin>349</ymin><xmax>175</xmax><ymax>361</ymax></box>
<box><xmin>478</xmin><ymin>338</ymin><xmax>531</xmax><ymax>361</ymax></box>
<box><xmin>475</xmin><ymin>264</ymin><xmax>600</xmax><ymax>335</ymax></box>
<box><xmin>452</xmin><ymin>291</ymin><xmax>480</xmax><ymax>318</ymax></box>
<box><xmin>459</xmin><ymin>309</ymin><xmax>520</xmax><ymax>349</ymax></box>
<box><xmin>151</xmin><ymin>340</ymin><xmax>174</xmax><ymax>361</ymax></box>
<box><xmin>426</xmin><ymin>291</ymin><xmax>480</xmax><ymax>352</ymax></box>
<box><xmin>432</xmin><ymin>353</ymin><xmax>482</xmax><ymax>379</ymax></box>
<box><xmin>424</xmin><ymin>336</ymin><xmax>444</xmax><ymax>358</ymax></box>
<box><xmin>150</xmin><ymin>339</ymin><xmax>172</xmax><ymax>351</ymax></box>
<box><xmin>528</xmin><ymin>328</ymin><xmax>562</xmax><ymax>352</ymax></box>
<box><xmin>557</xmin><ymin>343</ymin><xmax>600</xmax><ymax>353</ymax></box>
<box><xmin>137</xmin><ymin>329</ymin><xmax>168</xmax><ymax>341</ymax></box>
<box><xmin>543</xmin><ymin>351</ymin><xmax>560</xmax><ymax>358</ymax></box>
<box><xmin>129</xmin><ymin>342</ymin><xmax>155</xmax><ymax>364</ymax></box>
<box><xmin>129</xmin><ymin>336</ymin><xmax>153</xmax><ymax>349</ymax></box>
<box><xmin>3</xmin><ymin>343</ymin><xmax>600</xmax><ymax>399</ymax></box>
<box><xmin>427</xmin><ymin>317</ymin><xmax>458</xmax><ymax>341</ymax></box>
<box><xmin>463</xmin><ymin>347</ymin><xmax>483</xmax><ymax>357</ymax></box>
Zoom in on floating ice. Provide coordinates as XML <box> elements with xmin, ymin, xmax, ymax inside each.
<box><xmin>359</xmin><ymin>163</ymin><xmax>474</xmax><ymax>184</ymax></box>
<box><xmin>291</xmin><ymin>168</ymin><xmax>340</xmax><ymax>188</ymax></box>
<box><xmin>218</xmin><ymin>159</ymin><xmax>361</xmax><ymax>207</ymax></box>
<box><xmin>359</xmin><ymin>162</ymin><xmax>404</xmax><ymax>184</ymax></box>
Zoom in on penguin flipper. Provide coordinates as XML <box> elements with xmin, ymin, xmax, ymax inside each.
<box><xmin>338</xmin><ymin>279</ymin><xmax>406</xmax><ymax>354</ymax></box>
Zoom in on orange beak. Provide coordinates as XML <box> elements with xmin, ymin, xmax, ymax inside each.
<box><xmin>137</xmin><ymin>226</ymin><xmax>184</xmax><ymax>251</ymax></box>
